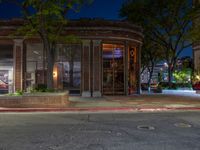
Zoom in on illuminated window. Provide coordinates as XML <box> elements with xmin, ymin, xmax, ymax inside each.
<box><xmin>0</xmin><ymin>45</ymin><xmax>13</xmax><ymax>94</ymax></box>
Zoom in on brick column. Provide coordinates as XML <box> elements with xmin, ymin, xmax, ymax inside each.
<box><xmin>137</xmin><ymin>45</ymin><xmax>142</xmax><ymax>94</ymax></box>
<box><xmin>125</xmin><ymin>41</ymin><xmax>129</xmax><ymax>95</ymax></box>
<box><xmin>92</xmin><ymin>40</ymin><xmax>102</xmax><ymax>97</ymax></box>
<box><xmin>81</xmin><ymin>40</ymin><xmax>91</xmax><ymax>97</ymax></box>
<box><xmin>13</xmin><ymin>39</ymin><xmax>24</xmax><ymax>92</ymax></box>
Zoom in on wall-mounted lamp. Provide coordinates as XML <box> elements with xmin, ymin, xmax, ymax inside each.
<box><xmin>53</xmin><ymin>71</ymin><xmax>57</xmax><ymax>78</ymax></box>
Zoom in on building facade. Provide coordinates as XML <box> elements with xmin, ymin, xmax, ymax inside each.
<box><xmin>194</xmin><ymin>43</ymin><xmax>200</xmax><ymax>71</ymax></box>
<box><xmin>0</xmin><ymin>19</ymin><xmax>143</xmax><ymax>97</ymax></box>
<box><xmin>193</xmin><ymin>0</ymin><xmax>200</xmax><ymax>71</ymax></box>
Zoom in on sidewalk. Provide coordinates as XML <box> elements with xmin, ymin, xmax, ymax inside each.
<box><xmin>0</xmin><ymin>94</ymin><xmax>200</xmax><ymax>113</ymax></box>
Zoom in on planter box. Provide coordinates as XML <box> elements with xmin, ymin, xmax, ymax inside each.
<box><xmin>0</xmin><ymin>91</ymin><xmax>69</xmax><ymax>108</ymax></box>
<box><xmin>162</xmin><ymin>89</ymin><xmax>196</xmax><ymax>95</ymax></box>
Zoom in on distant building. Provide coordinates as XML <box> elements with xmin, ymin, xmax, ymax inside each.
<box><xmin>0</xmin><ymin>19</ymin><xmax>143</xmax><ymax>96</ymax></box>
<box><xmin>141</xmin><ymin>57</ymin><xmax>193</xmax><ymax>84</ymax></box>
<box><xmin>141</xmin><ymin>62</ymin><xmax>168</xmax><ymax>84</ymax></box>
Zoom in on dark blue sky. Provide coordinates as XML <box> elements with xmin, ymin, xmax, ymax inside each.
<box><xmin>0</xmin><ymin>0</ymin><xmax>192</xmax><ymax>57</ymax></box>
<box><xmin>0</xmin><ymin>0</ymin><xmax>125</xmax><ymax>20</ymax></box>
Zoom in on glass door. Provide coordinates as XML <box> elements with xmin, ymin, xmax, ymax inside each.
<box><xmin>103</xmin><ymin>44</ymin><xmax>125</xmax><ymax>95</ymax></box>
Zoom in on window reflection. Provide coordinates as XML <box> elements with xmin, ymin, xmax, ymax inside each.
<box><xmin>103</xmin><ymin>44</ymin><xmax>125</xmax><ymax>95</ymax></box>
<box><xmin>55</xmin><ymin>44</ymin><xmax>81</xmax><ymax>94</ymax></box>
<box><xmin>26</xmin><ymin>44</ymin><xmax>45</xmax><ymax>91</ymax></box>
<box><xmin>0</xmin><ymin>45</ymin><xmax>13</xmax><ymax>94</ymax></box>
<box><xmin>26</xmin><ymin>43</ymin><xmax>81</xmax><ymax>94</ymax></box>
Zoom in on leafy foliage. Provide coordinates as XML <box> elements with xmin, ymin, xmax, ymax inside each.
<box><xmin>121</xmin><ymin>0</ymin><xmax>200</xmax><ymax>84</ymax></box>
<box><xmin>192</xmin><ymin>69</ymin><xmax>200</xmax><ymax>84</ymax></box>
<box><xmin>173</xmin><ymin>69</ymin><xmax>192</xmax><ymax>83</ymax></box>
<box><xmin>1</xmin><ymin>0</ymin><xmax>92</xmax><ymax>89</ymax></box>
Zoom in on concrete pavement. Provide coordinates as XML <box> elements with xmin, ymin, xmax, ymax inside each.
<box><xmin>0</xmin><ymin>94</ymin><xmax>200</xmax><ymax>113</ymax></box>
<box><xmin>0</xmin><ymin>112</ymin><xmax>200</xmax><ymax>150</ymax></box>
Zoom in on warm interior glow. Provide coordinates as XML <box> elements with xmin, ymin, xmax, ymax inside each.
<box><xmin>196</xmin><ymin>75</ymin><xmax>200</xmax><ymax>80</ymax></box>
<box><xmin>53</xmin><ymin>71</ymin><xmax>57</xmax><ymax>78</ymax></box>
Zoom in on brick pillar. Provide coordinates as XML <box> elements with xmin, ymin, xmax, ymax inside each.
<box><xmin>13</xmin><ymin>39</ymin><xmax>24</xmax><ymax>92</ymax></box>
<box><xmin>137</xmin><ymin>45</ymin><xmax>142</xmax><ymax>94</ymax></box>
<box><xmin>125</xmin><ymin>41</ymin><xmax>129</xmax><ymax>96</ymax></box>
<box><xmin>92</xmin><ymin>40</ymin><xmax>102</xmax><ymax>97</ymax></box>
<box><xmin>81</xmin><ymin>40</ymin><xmax>91</xmax><ymax>97</ymax></box>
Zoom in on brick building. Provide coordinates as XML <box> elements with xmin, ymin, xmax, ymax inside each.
<box><xmin>0</xmin><ymin>19</ymin><xmax>143</xmax><ymax>97</ymax></box>
<box><xmin>193</xmin><ymin>0</ymin><xmax>200</xmax><ymax>71</ymax></box>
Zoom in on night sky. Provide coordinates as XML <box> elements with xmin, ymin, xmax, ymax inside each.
<box><xmin>0</xmin><ymin>0</ymin><xmax>192</xmax><ymax>57</ymax></box>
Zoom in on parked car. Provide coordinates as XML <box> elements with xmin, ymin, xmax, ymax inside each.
<box><xmin>141</xmin><ymin>83</ymin><xmax>158</xmax><ymax>90</ymax></box>
<box><xmin>150</xmin><ymin>83</ymin><xmax>158</xmax><ymax>89</ymax></box>
<box><xmin>193</xmin><ymin>82</ymin><xmax>200</xmax><ymax>90</ymax></box>
<box><xmin>0</xmin><ymin>79</ymin><xmax>8</xmax><ymax>94</ymax></box>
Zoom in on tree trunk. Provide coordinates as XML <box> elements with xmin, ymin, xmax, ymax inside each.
<box><xmin>69</xmin><ymin>60</ymin><xmax>74</xmax><ymax>87</ymax></box>
<box><xmin>168</xmin><ymin>64</ymin><xmax>173</xmax><ymax>87</ymax></box>
<box><xmin>147</xmin><ymin>64</ymin><xmax>154</xmax><ymax>93</ymax></box>
<box><xmin>46</xmin><ymin>44</ymin><xmax>55</xmax><ymax>89</ymax></box>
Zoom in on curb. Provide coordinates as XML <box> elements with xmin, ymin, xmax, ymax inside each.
<box><xmin>0</xmin><ymin>107</ymin><xmax>200</xmax><ymax>113</ymax></box>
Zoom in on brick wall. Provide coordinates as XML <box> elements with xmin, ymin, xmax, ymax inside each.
<box><xmin>14</xmin><ymin>45</ymin><xmax>22</xmax><ymax>91</ymax></box>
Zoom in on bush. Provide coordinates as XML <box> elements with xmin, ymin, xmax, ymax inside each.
<box><xmin>173</xmin><ymin>69</ymin><xmax>192</xmax><ymax>84</ymax></box>
<box><xmin>35</xmin><ymin>84</ymin><xmax>47</xmax><ymax>92</ymax></box>
<box><xmin>33</xmin><ymin>84</ymin><xmax>55</xmax><ymax>93</ymax></box>
<box><xmin>15</xmin><ymin>90</ymin><xmax>23</xmax><ymax>96</ymax></box>
<box><xmin>45</xmin><ymin>88</ymin><xmax>55</xmax><ymax>92</ymax></box>
<box><xmin>158</xmin><ymin>82</ymin><xmax>192</xmax><ymax>90</ymax></box>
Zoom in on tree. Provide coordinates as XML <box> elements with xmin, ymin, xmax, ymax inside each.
<box><xmin>1</xmin><ymin>0</ymin><xmax>91</xmax><ymax>89</ymax></box>
<box><xmin>120</xmin><ymin>0</ymin><xmax>200</xmax><ymax>85</ymax></box>
<box><xmin>141</xmin><ymin>36</ymin><xmax>163</xmax><ymax>92</ymax></box>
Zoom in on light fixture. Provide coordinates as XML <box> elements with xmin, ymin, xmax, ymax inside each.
<box><xmin>33</xmin><ymin>51</ymin><xmax>39</xmax><ymax>55</ymax></box>
<box><xmin>53</xmin><ymin>71</ymin><xmax>57</xmax><ymax>78</ymax></box>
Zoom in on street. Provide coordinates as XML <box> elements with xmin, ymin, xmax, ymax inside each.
<box><xmin>0</xmin><ymin>112</ymin><xmax>200</xmax><ymax>150</ymax></box>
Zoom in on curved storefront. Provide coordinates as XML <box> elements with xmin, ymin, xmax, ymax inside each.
<box><xmin>0</xmin><ymin>19</ymin><xmax>143</xmax><ymax>97</ymax></box>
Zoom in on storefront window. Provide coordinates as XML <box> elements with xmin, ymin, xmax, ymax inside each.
<box><xmin>26</xmin><ymin>43</ymin><xmax>81</xmax><ymax>93</ymax></box>
<box><xmin>0</xmin><ymin>45</ymin><xmax>13</xmax><ymax>94</ymax></box>
<box><xmin>55</xmin><ymin>44</ymin><xmax>81</xmax><ymax>94</ymax></box>
<box><xmin>26</xmin><ymin>44</ymin><xmax>45</xmax><ymax>91</ymax></box>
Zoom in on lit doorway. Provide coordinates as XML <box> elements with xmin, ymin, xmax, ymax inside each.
<box><xmin>102</xmin><ymin>44</ymin><xmax>125</xmax><ymax>95</ymax></box>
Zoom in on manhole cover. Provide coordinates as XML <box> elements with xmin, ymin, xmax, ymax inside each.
<box><xmin>174</xmin><ymin>123</ymin><xmax>192</xmax><ymax>128</ymax></box>
<box><xmin>137</xmin><ymin>125</ymin><xmax>155</xmax><ymax>130</ymax></box>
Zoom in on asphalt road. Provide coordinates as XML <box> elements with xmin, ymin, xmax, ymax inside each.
<box><xmin>0</xmin><ymin>112</ymin><xmax>200</xmax><ymax>150</ymax></box>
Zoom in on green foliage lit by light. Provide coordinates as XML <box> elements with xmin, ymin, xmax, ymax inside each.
<box><xmin>192</xmin><ymin>69</ymin><xmax>200</xmax><ymax>84</ymax></box>
<box><xmin>173</xmin><ymin>69</ymin><xmax>192</xmax><ymax>83</ymax></box>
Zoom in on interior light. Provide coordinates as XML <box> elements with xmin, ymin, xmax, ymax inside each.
<box><xmin>33</xmin><ymin>51</ymin><xmax>39</xmax><ymax>55</ymax></box>
<box><xmin>53</xmin><ymin>71</ymin><xmax>57</xmax><ymax>78</ymax></box>
<box><xmin>196</xmin><ymin>75</ymin><xmax>200</xmax><ymax>80</ymax></box>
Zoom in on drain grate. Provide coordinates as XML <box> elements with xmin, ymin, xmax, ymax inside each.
<box><xmin>137</xmin><ymin>125</ymin><xmax>155</xmax><ymax>130</ymax></box>
<box><xmin>174</xmin><ymin>123</ymin><xmax>192</xmax><ymax>128</ymax></box>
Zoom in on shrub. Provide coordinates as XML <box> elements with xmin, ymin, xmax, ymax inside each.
<box><xmin>15</xmin><ymin>90</ymin><xmax>23</xmax><ymax>96</ymax></box>
<box><xmin>35</xmin><ymin>84</ymin><xmax>47</xmax><ymax>92</ymax></box>
<box><xmin>46</xmin><ymin>88</ymin><xmax>55</xmax><ymax>92</ymax></box>
<box><xmin>158</xmin><ymin>82</ymin><xmax>192</xmax><ymax>90</ymax></box>
<box><xmin>33</xmin><ymin>84</ymin><xmax>55</xmax><ymax>93</ymax></box>
<box><xmin>173</xmin><ymin>69</ymin><xmax>192</xmax><ymax>84</ymax></box>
